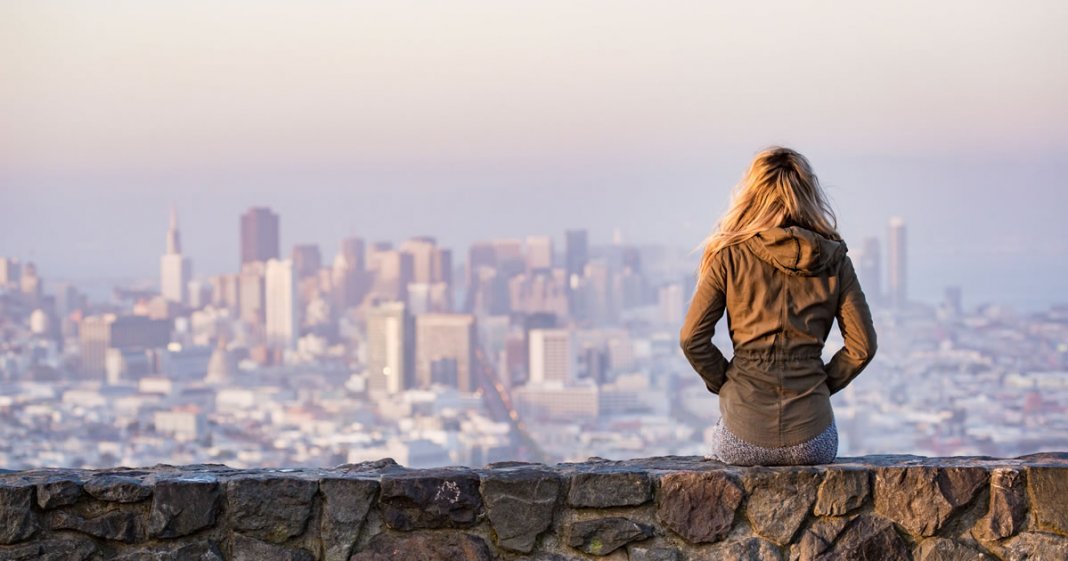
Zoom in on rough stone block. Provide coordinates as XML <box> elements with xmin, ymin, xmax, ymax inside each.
<box><xmin>50</xmin><ymin>509</ymin><xmax>144</xmax><ymax>543</ymax></box>
<box><xmin>973</xmin><ymin>468</ymin><xmax>1026</xmax><ymax>541</ymax></box>
<box><xmin>349</xmin><ymin>532</ymin><xmax>495</xmax><ymax>561</ymax></box>
<box><xmin>1002</xmin><ymin>532</ymin><xmax>1068</xmax><ymax>561</ymax></box>
<box><xmin>0</xmin><ymin>537</ymin><xmax>97</xmax><ymax>561</ymax></box>
<box><xmin>84</xmin><ymin>475</ymin><xmax>152</xmax><ymax>503</ymax></box>
<box><xmin>628</xmin><ymin>546</ymin><xmax>680</xmax><ymax>561</ymax></box>
<box><xmin>1027</xmin><ymin>466</ymin><xmax>1068</xmax><ymax>536</ymax></box>
<box><xmin>148</xmin><ymin>476</ymin><xmax>221</xmax><ymax>539</ymax></box>
<box><xmin>567</xmin><ymin>469</ymin><xmax>651</xmax><ymax>507</ymax></box>
<box><xmin>790</xmin><ymin>517</ymin><xmax>848</xmax><ymax>561</ymax></box>
<box><xmin>696</xmin><ymin>537</ymin><xmax>783</xmax><ymax>561</ymax></box>
<box><xmin>379</xmin><ymin>469</ymin><xmax>482</xmax><ymax>530</ymax></box>
<box><xmin>319</xmin><ymin>477</ymin><xmax>379</xmax><ymax>561</ymax></box>
<box><xmin>813</xmin><ymin>468</ymin><xmax>868</xmax><ymax>517</ymax></box>
<box><xmin>657</xmin><ymin>470</ymin><xmax>743</xmax><ymax>544</ymax></box>
<box><xmin>481</xmin><ymin>468</ymin><xmax>561</xmax><ymax>553</ymax></box>
<box><xmin>226</xmin><ymin>476</ymin><xmax>317</xmax><ymax>543</ymax></box>
<box><xmin>744</xmin><ymin>469</ymin><xmax>820</xmax><ymax>545</ymax></box>
<box><xmin>567</xmin><ymin>517</ymin><xmax>653</xmax><ymax>556</ymax></box>
<box><xmin>0</xmin><ymin>483</ymin><xmax>38</xmax><ymax>545</ymax></box>
<box><xmin>112</xmin><ymin>541</ymin><xmax>225</xmax><ymax>561</ymax></box>
<box><xmin>915</xmin><ymin>537</ymin><xmax>995</xmax><ymax>561</ymax></box>
<box><xmin>874</xmin><ymin>466</ymin><xmax>987</xmax><ymax>537</ymax></box>
<box><xmin>814</xmin><ymin>514</ymin><xmax>909</xmax><ymax>561</ymax></box>
<box><xmin>231</xmin><ymin>534</ymin><xmax>315</xmax><ymax>561</ymax></box>
<box><xmin>36</xmin><ymin>478</ymin><xmax>83</xmax><ymax>510</ymax></box>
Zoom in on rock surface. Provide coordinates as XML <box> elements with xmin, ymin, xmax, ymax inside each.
<box><xmin>743</xmin><ymin>469</ymin><xmax>820</xmax><ymax>545</ymax></box>
<box><xmin>226</xmin><ymin>476</ymin><xmax>318</xmax><ymax>543</ymax></box>
<box><xmin>0</xmin><ymin>483</ymin><xmax>38</xmax><ymax>545</ymax></box>
<box><xmin>319</xmin><ymin>477</ymin><xmax>379</xmax><ymax>561</ymax></box>
<box><xmin>813</xmin><ymin>468</ymin><xmax>869</xmax><ymax>516</ymax></box>
<box><xmin>481</xmin><ymin>468</ymin><xmax>561</xmax><ymax>553</ymax></box>
<box><xmin>874</xmin><ymin>466</ymin><xmax>987</xmax><ymax>536</ymax></box>
<box><xmin>0</xmin><ymin>455</ymin><xmax>1065</xmax><ymax>560</ymax></box>
<box><xmin>379</xmin><ymin>469</ymin><xmax>483</xmax><ymax>530</ymax></box>
<box><xmin>84</xmin><ymin>474</ymin><xmax>153</xmax><ymax>503</ymax></box>
<box><xmin>657</xmin><ymin>470</ymin><xmax>743</xmax><ymax>544</ymax></box>
<box><xmin>349</xmin><ymin>532</ymin><xmax>495</xmax><ymax>561</ymax></box>
<box><xmin>566</xmin><ymin>468</ymin><xmax>651</xmax><ymax>507</ymax></box>
<box><xmin>567</xmin><ymin>517</ymin><xmax>653</xmax><ymax>555</ymax></box>
<box><xmin>147</xmin><ymin>476</ymin><xmax>220</xmax><ymax>539</ymax></box>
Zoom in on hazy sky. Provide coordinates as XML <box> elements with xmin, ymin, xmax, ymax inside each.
<box><xmin>1</xmin><ymin>1</ymin><xmax>1066</xmax><ymax>307</ymax></box>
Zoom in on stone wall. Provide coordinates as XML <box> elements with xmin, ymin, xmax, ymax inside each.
<box><xmin>2</xmin><ymin>454</ymin><xmax>1067</xmax><ymax>561</ymax></box>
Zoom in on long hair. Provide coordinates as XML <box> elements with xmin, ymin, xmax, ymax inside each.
<box><xmin>695</xmin><ymin>146</ymin><xmax>841</xmax><ymax>279</ymax></box>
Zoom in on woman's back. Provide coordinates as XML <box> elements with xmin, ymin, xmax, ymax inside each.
<box><xmin>680</xmin><ymin>146</ymin><xmax>877</xmax><ymax>464</ymax></box>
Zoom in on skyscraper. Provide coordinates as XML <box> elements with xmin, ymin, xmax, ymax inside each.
<box><xmin>291</xmin><ymin>244</ymin><xmax>322</xmax><ymax>279</ymax></box>
<box><xmin>340</xmin><ymin>237</ymin><xmax>366</xmax><ymax>273</ymax></box>
<box><xmin>240</xmin><ymin>207</ymin><xmax>280</xmax><ymax>266</ymax></box>
<box><xmin>264</xmin><ymin>259</ymin><xmax>298</xmax><ymax>351</ymax></box>
<box><xmin>414</xmin><ymin>313</ymin><xmax>476</xmax><ymax>391</ymax></box>
<box><xmin>565</xmin><ymin>229</ymin><xmax>589</xmax><ymax>279</ymax></box>
<box><xmin>160</xmin><ymin>207</ymin><xmax>192</xmax><ymax>305</ymax></box>
<box><xmin>528</xmin><ymin>328</ymin><xmax>574</xmax><ymax>385</ymax></box>
<box><xmin>888</xmin><ymin>217</ymin><xmax>907</xmax><ymax>308</ymax></box>
<box><xmin>525</xmin><ymin>235</ymin><xmax>553</xmax><ymax>271</ymax></box>
<box><xmin>366</xmin><ymin>301</ymin><xmax>413</xmax><ymax>394</ymax></box>
<box><xmin>858</xmin><ymin>236</ymin><xmax>882</xmax><ymax>305</ymax></box>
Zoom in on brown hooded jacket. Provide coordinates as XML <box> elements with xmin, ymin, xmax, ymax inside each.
<box><xmin>680</xmin><ymin>226</ymin><xmax>877</xmax><ymax>448</ymax></box>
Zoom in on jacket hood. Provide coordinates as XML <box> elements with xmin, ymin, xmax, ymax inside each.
<box><xmin>745</xmin><ymin>226</ymin><xmax>847</xmax><ymax>276</ymax></box>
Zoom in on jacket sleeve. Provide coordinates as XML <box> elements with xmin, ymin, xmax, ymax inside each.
<box><xmin>679</xmin><ymin>252</ymin><xmax>730</xmax><ymax>394</ymax></box>
<box><xmin>825</xmin><ymin>256</ymin><xmax>877</xmax><ymax>395</ymax></box>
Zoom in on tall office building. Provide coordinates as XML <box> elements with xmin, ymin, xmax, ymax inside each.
<box><xmin>340</xmin><ymin>237</ymin><xmax>366</xmax><ymax>273</ymax></box>
<box><xmin>80</xmin><ymin>314</ymin><xmax>172</xmax><ymax>378</ymax></box>
<box><xmin>366</xmin><ymin>302</ymin><xmax>413</xmax><ymax>394</ymax></box>
<box><xmin>858</xmin><ymin>236</ymin><xmax>882</xmax><ymax>305</ymax></box>
<box><xmin>240</xmin><ymin>207</ymin><xmax>280</xmax><ymax>266</ymax></box>
<box><xmin>291</xmin><ymin>244</ymin><xmax>322</xmax><ymax>279</ymax></box>
<box><xmin>238</xmin><ymin>262</ymin><xmax>266</xmax><ymax>325</ymax></box>
<box><xmin>565</xmin><ymin>229</ymin><xmax>589</xmax><ymax>279</ymax></box>
<box><xmin>528</xmin><ymin>328</ymin><xmax>574</xmax><ymax>385</ymax></box>
<box><xmin>264</xmin><ymin>259</ymin><xmax>298</xmax><ymax>350</ymax></box>
<box><xmin>415</xmin><ymin>313</ymin><xmax>476</xmax><ymax>391</ymax></box>
<box><xmin>400</xmin><ymin>236</ymin><xmax>438</xmax><ymax>283</ymax></box>
<box><xmin>525</xmin><ymin>235</ymin><xmax>554</xmax><ymax>271</ymax></box>
<box><xmin>492</xmin><ymin>239</ymin><xmax>525</xmax><ymax>277</ymax></box>
<box><xmin>371</xmin><ymin>250</ymin><xmax>414</xmax><ymax>302</ymax></box>
<box><xmin>888</xmin><ymin>217</ymin><xmax>907</xmax><ymax>308</ymax></box>
<box><xmin>0</xmin><ymin>257</ymin><xmax>20</xmax><ymax>287</ymax></box>
<box><xmin>160</xmin><ymin>207</ymin><xmax>192</xmax><ymax>305</ymax></box>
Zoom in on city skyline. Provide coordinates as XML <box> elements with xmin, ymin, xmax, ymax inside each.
<box><xmin>2</xmin><ymin>2</ymin><xmax>1066</xmax><ymax>312</ymax></box>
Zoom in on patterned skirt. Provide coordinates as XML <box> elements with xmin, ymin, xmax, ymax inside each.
<box><xmin>708</xmin><ymin>417</ymin><xmax>838</xmax><ymax>466</ymax></box>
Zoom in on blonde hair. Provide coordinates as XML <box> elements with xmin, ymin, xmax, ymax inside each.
<box><xmin>695</xmin><ymin>146</ymin><xmax>841</xmax><ymax>279</ymax></box>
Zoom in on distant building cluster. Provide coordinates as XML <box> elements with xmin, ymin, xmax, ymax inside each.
<box><xmin>0</xmin><ymin>212</ymin><xmax>1065</xmax><ymax>469</ymax></box>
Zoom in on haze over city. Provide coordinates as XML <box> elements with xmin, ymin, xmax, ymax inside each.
<box><xmin>2</xmin><ymin>1</ymin><xmax>1067</xmax><ymax>309</ymax></box>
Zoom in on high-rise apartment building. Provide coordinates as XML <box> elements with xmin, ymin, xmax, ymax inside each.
<box><xmin>238</xmin><ymin>262</ymin><xmax>266</xmax><ymax>325</ymax></box>
<box><xmin>525</xmin><ymin>235</ymin><xmax>554</xmax><ymax>271</ymax></box>
<box><xmin>414</xmin><ymin>313</ymin><xmax>476</xmax><ymax>391</ymax></box>
<box><xmin>528</xmin><ymin>328</ymin><xmax>574</xmax><ymax>385</ymax></box>
<box><xmin>366</xmin><ymin>301</ymin><xmax>413</xmax><ymax>394</ymax></box>
<box><xmin>858</xmin><ymin>236</ymin><xmax>882</xmax><ymax>305</ymax></box>
<box><xmin>160</xmin><ymin>207</ymin><xmax>192</xmax><ymax>305</ymax></box>
<box><xmin>291</xmin><ymin>244</ymin><xmax>322</xmax><ymax>279</ymax></box>
<box><xmin>565</xmin><ymin>229</ymin><xmax>589</xmax><ymax>279</ymax></box>
<box><xmin>265</xmin><ymin>259</ymin><xmax>297</xmax><ymax>350</ymax></box>
<box><xmin>80</xmin><ymin>314</ymin><xmax>172</xmax><ymax>377</ymax></box>
<box><xmin>340</xmin><ymin>237</ymin><xmax>366</xmax><ymax>273</ymax></box>
<box><xmin>240</xmin><ymin>207</ymin><xmax>280</xmax><ymax>266</ymax></box>
<box><xmin>888</xmin><ymin>217</ymin><xmax>907</xmax><ymax>308</ymax></box>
